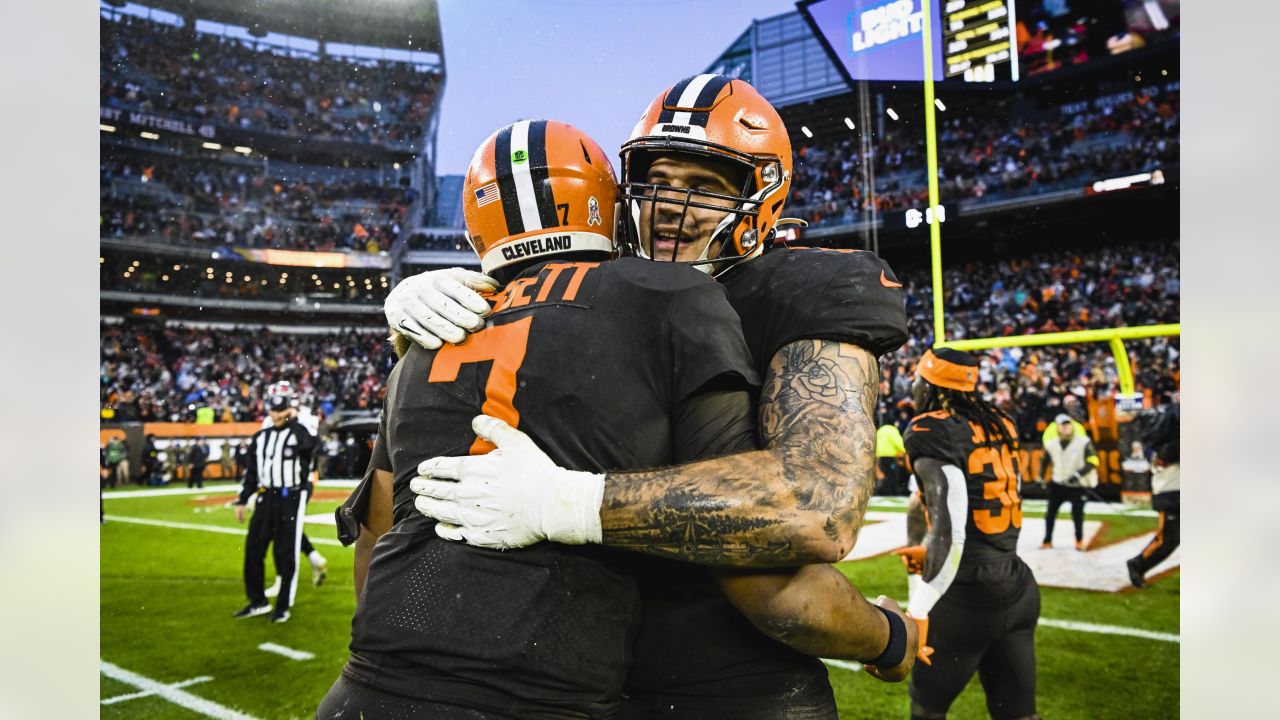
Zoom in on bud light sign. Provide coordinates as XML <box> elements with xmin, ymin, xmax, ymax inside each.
<box><xmin>799</xmin><ymin>0</ymin><xmax>944</xmax><ymax>83</ymax></box>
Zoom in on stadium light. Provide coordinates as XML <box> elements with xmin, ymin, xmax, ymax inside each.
<box><xmin>100</xmin><ymin>124</ymin><xmax>116</xmax><ymax>133</ymax></box>
<box><xmin>934</xmin><ymin>99</ymin><xmax>947</xmax><ymax>112</ymax></box>
<box><xmin>234</xmin><ymin>146</ymin><xmax>253</xmax><ymax>154</ymax></box>
<box><xmin>800</xmin><ymin>126</ymin><xmax>813</xmax><ymax>138</ymax></box>
<box><xmin>140</xmin><ymin>131</ymin><xmax>160</xmax><ymax>140</ymax></box>
<box><xmin>202</xmin><ymin>142</ymin><xmax>222</xmax><ymax>150</ymax></box>
<box><xmin>886</xmin><ymin>108</ymin><xmax>899</xmax><ymax>121</ymax></box>
<box><xmin>843</xmin><ymin>117</ymin><xmax>856</xmax><ymax>130</ymax></box>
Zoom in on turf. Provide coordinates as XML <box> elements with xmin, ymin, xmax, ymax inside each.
<box><xmin>101</xmin><ymin>487</ymin><xmax>1178</xmax><ymax>719</ymax></box>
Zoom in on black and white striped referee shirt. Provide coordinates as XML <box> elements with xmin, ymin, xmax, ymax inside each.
<box><xmin>237</xmin><ymin>420</ymin><xmax>316</xmax><ymax>504</ymax></box>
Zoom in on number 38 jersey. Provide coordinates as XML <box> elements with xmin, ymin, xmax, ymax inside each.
<box><xmin>346</xmin><ymin>257</ymin><xmax>758</xmax><ymax>719</ymax></box>
<box><xmin>904</xmin><ymin>410</ymin><xmax>1025</xmax><ymax>565</ymax></box>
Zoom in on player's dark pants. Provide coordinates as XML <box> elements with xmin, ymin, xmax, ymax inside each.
<box><xmin>877</xmin><ymin>457</ymin><xmax>908</xmax><ymax>495</ymax></box>
<box><xmin>1130</xmin><ymin>491</ymin><xmax>1179</xmax><ymax>574</ymax></box>
<box><xmin>910</xmin><ymin>560</ymin><xmax>1040</xmax><ymax>720</ymax></box>
<box><xmin>243</xmin><ymin>487</ymin><xmax>307</xmax><ymax>614</ymax></box>
<box><xmin>187</xmin><ymin>465</ymin><xmax>205</xmax><ymax>489</ymax></box>
<box><xmin>1042</xmin><ymin>483</ymin><xmax>1086</xmax><ymax>544</ymax></box>
<box><xmin>621</xmin><ymin>673</ymin><xmax>837</xmax><ymax>720</ymax></box>
<box><xmin>318</xmin><ymin>675</ymin><xmax>515</xmax><ymax>719</ymax></box>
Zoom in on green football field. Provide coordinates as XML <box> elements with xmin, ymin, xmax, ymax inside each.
<box><xmin>101</xmin><ymin>483</ymin><xmax>1179</xmax><ymax>719</ymax></box>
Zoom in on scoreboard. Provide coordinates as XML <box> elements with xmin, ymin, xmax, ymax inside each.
<box><xmin>941</xmin><ymin>0</ymin><xmax>1018</xmax><ymax>82</ymax></box>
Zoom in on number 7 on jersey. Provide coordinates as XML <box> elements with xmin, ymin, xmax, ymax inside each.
<box><xmin>427</xmin><ymin>317</ymin><xmax>532</xmax><ymax>454</ymax></box>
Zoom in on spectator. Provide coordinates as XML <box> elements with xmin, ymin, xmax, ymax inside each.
<box><xmin>141</xmin><ymin>434</ymin><xmax>159</xmax><ymax>486</ymax></box>
<box><xmin>187</xmin><ymin>438</ymin><xmax>208</xmax><ymax>489</ymax></box>
<box><xmin>220</xmin><ymin>438</ymin><xmax>235</xmax><ymax>481</ymax></box>
<box><xmin>103</xmin><ymin>436</ymin><xmax>128</xmax><ymax>488</ymax></box>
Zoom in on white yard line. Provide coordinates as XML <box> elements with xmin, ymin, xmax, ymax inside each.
<box><xmin>258</xmin><ymin>642</ymin><xmax>315</xmax><ymax>661</ymax></box>
<box><xmin>103</xmin><ymin>515</ymin><xmax>343</xmax><ymax>546</ymax></box>
<box><xmin>1039</xmin><ymin>618</ymin><xmax>1179</xmax><ymax>643</ymax></box>
<box><xmin>869</xmin><ymin>496</ymin><xmax>1156</xmax><ymax>518</ymax></box>
<box><xmin>101</xmin><ymin>676</ymin><xmax>212</xmax><ymax>705</ymax></box>
<box><xmin>103</xmin><ymin>479</ymin><xmax>358</xmax><ymax>500</ymax></box>
<box><xmin>822</xmin><ymin>616</ymin><xmax>1178</xmax><ymax>676</ymax></box>
<box><xmin>100</xmin><ymin>661</ymin><xmax>259</xmax><ymax>720</ymax></box>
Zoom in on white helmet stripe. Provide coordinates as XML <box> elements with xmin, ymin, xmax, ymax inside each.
<box><xmin>509</xmin><ymin>120</ymin><xmax>543</xmax><ymax>231</ymax></box>
<box><xmin>670</xmin><ymin>74</ymin><xmax>720</xmax><ymax>126</ymax></box>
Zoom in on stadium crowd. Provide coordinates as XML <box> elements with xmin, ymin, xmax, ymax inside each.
<box><xmin>878</xmin><ymin>242</ymin><xmax>1180</xmax><ymax>439</ymax></box>
<box><xmin>101</xmin><ymin>241</ymin><xmax>1178</xmax><ymax>432</ymax></box>
<box><xmin>100</xmin><ymin>14</ymin><xmax>438</xmax><ymax>148</ymax></box>
<box><xmin>101</xmin><ymin>150</ymin><xmax>410</xmax><ymax>253</ymax></box>
<box><xmin>789</xmin><ymin>89</ymin><xmax>1179</xmax><ymax>226</ymax></box>
<box><xmin>406</xmin><ymin>230</ymin><xmax>469</xmax><ymax>251</ymax></box>
<box><xmin>100</xmin><ymin>322</ymin><xmax>397</xmax><ymax>424</ymax></box>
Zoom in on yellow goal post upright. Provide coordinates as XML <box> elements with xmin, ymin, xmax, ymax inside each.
<box><xmin>916</xmin><ymin>0</ymin><xmax>1180</xmax><ymax>403</ymax></box>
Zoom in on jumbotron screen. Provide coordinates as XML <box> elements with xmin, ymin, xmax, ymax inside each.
<box><xmin>800</xmin><ymin>0</ymin><xmax>1179</xmax><ymax>84</ymax></box>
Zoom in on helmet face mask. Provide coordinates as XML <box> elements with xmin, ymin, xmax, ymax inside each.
<box><xmin>618</xmin><ymin>74</ymin><xmax>793</xmax><ymax>276</ymax></box>
<box><xmin>620</xmin><ymin>144</ymin><xmax>765</xmax><ymax>270</ymax></box>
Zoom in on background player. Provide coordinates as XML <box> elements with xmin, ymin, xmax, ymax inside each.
<box><xmin>896</xmin><ymin>348</ymin><xmax>1040</xmax><ymax>720</ymax></box>
<box><xmin>1126</xmin><ymin>400</ymin><xmax>1180</xmax><ymax>588</ymax></box>
<box><xmin>402</xmin><ymin>76</ymin><xmax>914</xmax><ymax>717</ymax></box>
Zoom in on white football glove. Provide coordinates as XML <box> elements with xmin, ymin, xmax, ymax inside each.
<box><xmin>410</xmin><ymin>415</ymin><xmax>605</xmax><ymax>549</ymax></box>
<box><xmin>385</xmin><ymin>268</ymin><xmax>499</xmax><ymax>350</ymax></box>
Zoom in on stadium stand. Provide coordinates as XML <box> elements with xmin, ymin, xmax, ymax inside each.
<box><xmin>99</xmin><ymin>0</ymin><xmax>465</xmax><ymax>334</ymax></box>
<box><xmin>100</xmin><ymin>320</ymin><xmax>396</xmax><ymax>423</ymax></box>
<box><xmin>789</xmin><ymin>88</ymin><xmax>1179</xmax><ymax>227</ymax></box>
<box><xmin>879</xmin><ymin>242</ymin><xmax>1180</xmax><ymax>439</ymax></box>
<box><xmin>101</xmin><ymin>241</ymin><xmax>1178</xmax><ymax>428</ymax></box>
<box><xmin>100</xmin><ymin>15</ymin><xmax>438</xmax><ymax>148</ymax></box>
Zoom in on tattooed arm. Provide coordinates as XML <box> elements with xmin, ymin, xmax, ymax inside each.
<box><xmin>599</xmin><ymin>339</ymin><xmax>880</xmax><ymax>567</ymax></box>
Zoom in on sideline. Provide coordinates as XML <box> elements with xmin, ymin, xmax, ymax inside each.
<box><xmin>102</xmin><ymin>515</ymin><xmax>344</xmax><ymax>546</ymax></box>
<box><xmin>822</xmin><ymin>615</ymin><xmax>1179</xmax><ymax>676</ymax></box>
<box><xmin>102</xmin><ymin>479</ymin><xmax>360</xmax><ymax>500</ymax></box>
<box><xmin>869</xmin><ymin>496</ymin><xmax>1156</xmax><ymax>518</ymax></box>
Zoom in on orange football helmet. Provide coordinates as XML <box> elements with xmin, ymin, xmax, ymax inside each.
<box><xmin>463</xmin><ymin>120</ymin><xmax>617</xmax><ymax>275</ymax></box>
<box><xmin>619</xmin><ymin>74</ymin><xmax>793</xmax><ymax>274</ymax></box>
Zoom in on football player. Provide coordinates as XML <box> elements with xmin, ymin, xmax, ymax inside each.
<box><xmin>895</xmin><ymin>348</ymin><xmax>1040</xmax><ymax>720</ymax></box>
<box><xmin>322</xmin><ymin>119</ymin><xmax>770</xmax><ymax>718</ymax></box>
<box><xmin>396</xmin><ymin>76</ymin><xmax>913</xmax><ymax>717</ymax></box>
<box><xmin>257</xmin><ymin>381</ymin><xmax>328</xmax><ymax>592</ymax></box>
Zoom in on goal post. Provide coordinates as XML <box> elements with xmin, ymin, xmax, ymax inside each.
<box><xmin>938</xmin><ymin>324</ymin><xmax>1181</xmax><ymax>396</ymax></box>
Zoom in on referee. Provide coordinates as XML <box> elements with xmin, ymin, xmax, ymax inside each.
<box><xmin>233</xmin><ymin>393</ymin><xmax>316</xmax><ymax>623</ymax></box>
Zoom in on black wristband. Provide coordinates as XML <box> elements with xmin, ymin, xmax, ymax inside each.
<box><xmin>865</xmin><ymin>605</ymin><xmax>908</xmax><ymax>668</ymax></box>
